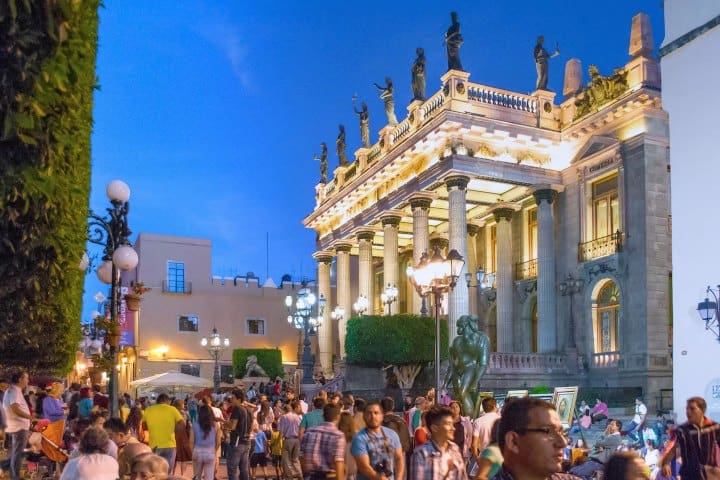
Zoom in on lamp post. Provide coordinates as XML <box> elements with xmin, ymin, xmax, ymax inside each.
<box><xmin>696</xmin><ymin>286</ymin><xmax>720</xmax><ymax>342</ymax></box>
<box><xmin>353</xmin><ymin>295</ymin><xmax>369</xmax><ymax>316</ymax></box>
<box><xmin>406</xmin><ymin>245</ymin><xmax>465</xmax><ymax>401</ymax></box>
<box><xmin>331</xmin><ymin>306</ymin><xmax>345</xmax><ymax>322</ymax></box>
<box><xmin>201</xmin><ymin>327</ymin><xmax>230</xmax><ymax>392</ymax></box>
<box><xmin>285</xmin><ymin>282</ymin><xmax>326</xmax><ymax>388</ymax></box>
<box><xmin>559</xmin><ymin>273</ymin><xmax>584</xmax><ymax>349</ymax></box>
<box><xmin>85</xmin><ymin>180</ymin><xmax>138</xmax><ymax>417</ymax></box>
<box><xmin>380</xmin><ymin>284</ymin><xmax>398</xmax><ymax>315</ymax></box>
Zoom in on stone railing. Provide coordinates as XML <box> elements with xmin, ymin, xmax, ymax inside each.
<box><xmin>488</xmin><ymin>352</ymin><xmax>567</xmax><ymax>373</ymax></box>
<box><xmin>592</xmin><ymin>351</ymin><xmax>620</xmax><ymax>368</ymax></box>
<box><xmin>421</xmin><ymin>90</ymin><xmax>446</xmax><ymax>121</ymax></box>
<box><xmin>467</xmin><ymin>84</ymin><xmax>538</xmax><ymax>113</ymax></box>
<box><xmin>578</xmin><ymin>230</ymin><xmax>623</xmax><ymax>262</ymax></box>
<box><xmin>390</xmin><ymin>118</ymin><xmax>412</xmax><ymax>144</ymax></box>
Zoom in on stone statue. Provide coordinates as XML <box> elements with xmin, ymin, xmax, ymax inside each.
<box><xmin>444</xmin><ymin>315</ymin><xmax>489</xmax><ymax>418</ymax></box>
<box><xmin>315</xmin><ymin>142</ymin><xmax>328</xmax><ymax>183</ymax></box>
<box><xmin>573</xmin><ymin>65</ymin><xmax>628</xmax><ymax>119</ymax></box>
<box><xmin>336</xmin><ymin>124</ymin><xmax>349</xmax><ymax>167</ymax></box>
<box><xmin>373</xmin><ymin>77</ymin><xmax>398</xmax><ymax>126</ymax></box>
<box><xmin>411</xmin><ymin>47</ymin><xmax>426</xmax><ymax>101</ymax></box>
<box><xmin>445</xmin><ymin>12</ymin><xmax>464</xmax><ymax>71</ymax></box>
<box><xmin>245</xmin><ymin>355</ymin><xmax>268</xmax><ymax>378</ymax></box>
<box><xmin>352</xmin><ymin>96</ymin><xmax>371</xmax><ymax>147</ymax></box>
<box><xmin>534</xmin><ymin>35</ymin><xmax>560</xmax><ymax>91</ymax></box>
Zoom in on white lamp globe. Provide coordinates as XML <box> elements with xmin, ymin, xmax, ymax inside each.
<box><xmin>79</xmin><ymin>252</ymin><xmax>90</xmax><ymax>271</ymax></box>
<box><xmin>106</xmin><ymin>180</ymin><xmax>130</xmax><ymax>203</ymax></box>
<box><xmin>97</xmin><ymin>260</ymin><xmax>114</xmax><ymax>284</ymax></box>
<box><xmin>112</xmin><ymin>245</ymin><xmax>138</xmax><ymax>271</ymax></box>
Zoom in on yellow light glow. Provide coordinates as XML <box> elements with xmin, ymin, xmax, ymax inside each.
<box><xmin>618</xmin><ymin>119</ymin><xmax>647</xmax><ymax>141</ymax></box>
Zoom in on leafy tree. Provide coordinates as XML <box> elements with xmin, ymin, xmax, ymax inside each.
<box><xmin>0</xmin><ymin>1</ymin><xmax>100</xmax><ymax>374</ymax></box>
<box><xmin>346</xmin><ymin>314</ymin><xmax>448</xmax><ymax>394</ymax></box>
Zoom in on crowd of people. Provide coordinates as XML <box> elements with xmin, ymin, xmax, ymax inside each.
<box><xmin>0</xmin><ymin>370</ymin><xmax>718</xmax><ymax>480</ymax></box>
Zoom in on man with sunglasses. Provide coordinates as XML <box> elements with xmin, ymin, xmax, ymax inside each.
<box><xmin>492</xmin><ymin>397</ymin><xmax>579</xmax><ymax>480</ymax></box>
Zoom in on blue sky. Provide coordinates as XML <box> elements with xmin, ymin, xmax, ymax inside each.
<box><xmin>82</xmin><ymin>0</ymin><xmax>665</xmax><ymax>320</ymax></box>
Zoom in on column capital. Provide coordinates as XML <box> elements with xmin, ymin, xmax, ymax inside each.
<box><xmin>312</xmin><ymin>251</ymin><xmax>334</xmax><ymax>264</ymax></box>
<box><xmin>381</xmin><ymin>214</ymin><xmax>402</xmax><ymax>227</ymax></box>
<box><xmin>356</xmin><ymin>229</ymin><xmax>375</xmax><ymax>242</ymax></box>
<box><xmin>445</xmin><ymin>175</ymin><xmax>470</xmax><ymax>191</ymax></box>
<box><xmin>533</xmin><ymin>189</ymin><xmax>558</xmax><ymax>205</ymax></box>
<box><xmin>333</xmin><ymin>242</ymin><xmax>352</xmax><ymax>253</ymax></box>
<box><xmin>492</xmin><ymin>208</ymin><xmax>516</xmax><ymax>222</ymax></box>
<box><xmin>467</xmin><ymin>223</ymin><xmax>481</xmax><ymax>236</ymax></box>
<box><xmin>409</xmin><ymin>196</ymin><xmax>433</xmax><ymax>211</ymax></box>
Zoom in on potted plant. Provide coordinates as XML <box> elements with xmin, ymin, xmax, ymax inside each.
<box><xmin>94</xmin><ymin>316</ymin><xmax>121</xmax><ymax>348</ymax></box>
<box><xmin>124</xmin><ymin>282</ymin><xmax>151</xmax><ymax>311</ymax></box>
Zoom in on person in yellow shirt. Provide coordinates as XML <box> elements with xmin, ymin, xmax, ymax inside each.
<box><xmin>141</xmin><ymin>394</ymin><xmax>184</xmax><ymax>475</ymax></box>
<box><xmin>269</xmin><ymin>421</ymin><xmax>284</xmax><ymax>479</ymax></box>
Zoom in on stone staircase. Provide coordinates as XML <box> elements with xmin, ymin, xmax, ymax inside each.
<box><xmin>567</xmin><ymin>410</ymin><xmax>634</xmax><ymax>449</ymax></box>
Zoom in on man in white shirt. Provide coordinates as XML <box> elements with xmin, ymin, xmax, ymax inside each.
<box><xmin>3</xmin><ymin>371</ymin><xmax>33</xmax><ymax>480</ymax></box>
<box><xmin>471</xmin><ymin>397</ymin><xmax>500</xmax><ymax>463</ymax></box>
<box><xmin>626</xmin><ymin>398</ymin><xmax>647</xmax><ymax>444</ymax></box>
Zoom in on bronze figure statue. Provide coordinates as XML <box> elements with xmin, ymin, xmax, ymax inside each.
<box><xmin>411</xmin><ymin>47</ymin><xmax>426</xmax><ymax>101</ymax></box>
<box><xmin>316</xmin><ymin>142</ymin><xmax>328</xmax><ymax>183</ymax></box>
<box><xmin>352</xmin><ymin>96</ymin><xmax>371</xmax><ymax>147</ymax></box>
<box><xmin>373</xmin><ymin>77</ymin><xmax>398</xmax><ymax>126</ymax></box>
<box><xmin>534</xmin><ymin>35</ymin><xmax>560</xmax><ymax>91</ymax></box>
<box><xmin>445</xmin><ymin>315</ymin><xmax>489</xmax><ymax>419</ymax></box>
<box><xmin>445</xmin><ymin>12</ymin><xmax>464</xmax><ymax>71</ymax></box>
<box><xmin>336</xmin><ymin>124</ymin><xmax>349</xmax><ymax>167</ymax></box>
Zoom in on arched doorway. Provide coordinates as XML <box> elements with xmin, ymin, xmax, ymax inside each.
<box><xmin>487</xmin><ymin>305</ymin><xmax>497</xmax><ymax>352</ymax></box>
<box><xmin>592</xmin><ymin>280</ymin><xmax>620</xmax><ymax>352</ymax></box>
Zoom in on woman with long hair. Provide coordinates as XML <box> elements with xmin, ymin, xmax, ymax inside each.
<box><xmin>125</xmin><ymin>406</ymin><xmax>146</xmax><ymax>443</ymax></box>
<box><xmin>338</xmin><ymin>411</ymin><xmax>357</xmax><ymax>480</ymax></box>
<box><xmin>172</xmin><ymin>398</ymin><xmax>193</xmax><ymax>477</ymax></box>
<box><xmin>193</xmin><ymin>404</ymin><xmax>220</xmax><ymax>480</ymax></box>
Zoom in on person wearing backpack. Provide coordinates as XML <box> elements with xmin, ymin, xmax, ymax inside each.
<box><xmin>227</xmin><ymin>389</ymin><xmax>253</xmax><ymax>480</ymax></box>
<box><xmin>380</xmin><ymin>396</ymin><xmax>412</xmax><ymax>479</ymax></box>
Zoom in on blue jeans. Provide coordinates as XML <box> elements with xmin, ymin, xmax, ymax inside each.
<box><xmin>7</xmin><ymin>430</ymin><xmax>29</xmax><ymax>480</ymax></box>
<box><xmin>626</xmin><ymin>421</ymin><xmax>644</xmax><ymax>443</ymax></box>
<box><xmin>227</xmin><ymin>442</ymin><xmax>251</xmax><ymax>480</ymax></box>
<box><xmin>153</xmin><ymin>447</ymin><xmax>176</xmax><ymax>475</ymax></box>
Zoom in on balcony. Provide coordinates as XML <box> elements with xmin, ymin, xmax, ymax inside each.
<box><xmin>162</xmin><ymin>280</ymin><xmax>192</xmax><ymax>295</ymax></box>
<box><xmin>592</xmin><ymin>351</ymin><xmax>620</xmax><ymax>368</ymax></box>
<box><xmin>578</xmin><ymin>231</ymin><xmax>623</xmax><ymax>262</ymax></box>
<box><xmin>515</xmin><ymin>259</ymin><xmax>538</xmax><ymax>280</ymax></box>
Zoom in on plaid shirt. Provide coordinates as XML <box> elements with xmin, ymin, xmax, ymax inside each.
<box><xmin>300</xmin><ymin>422</ymin><xmax>346</xmax><ymax>474</ymax></box>
<box><xmin>411</xmin><ymin>440</ymin><xmax>468</xmax><ymax>480</ymax></box>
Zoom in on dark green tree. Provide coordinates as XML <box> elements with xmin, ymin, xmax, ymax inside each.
<box><xmin>0</xmin><ymin>1</ymin><xmax>100</xmax><ymax>374</ymax></box>
<box><xmin>346</xmin><ymin>314</ymin><xmax>448</xmax><ymax>394</ymax></box>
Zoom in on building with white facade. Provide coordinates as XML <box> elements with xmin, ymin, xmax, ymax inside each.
<box><xmin>304</xmin><ymin>13</ymin><xmax>672</xmax><ymax>406</ymax></box>
<box><xmin>662</xmin><ymin>0</ymin><xmax>720</xmax><ymax>421</ymax></box>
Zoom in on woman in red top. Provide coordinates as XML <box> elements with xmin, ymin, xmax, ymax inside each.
<box><xmin>413</xmin><ymin>411</ymin><xmax>429</xmax><ymax>448</ymax></box>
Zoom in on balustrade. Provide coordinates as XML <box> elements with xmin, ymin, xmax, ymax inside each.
<box><xmin>578</xmin><ymin>231</ymin><xmax>623</xmax><ymax>262</ymax></box>
<box><xmin>592</xmin><ymin>351</ymin><xmax>620</xmax><ymax>368</ymax></box>
<box><xmin>515</xmin><ymin>259</ymin><xmax>538</xmax><ymax>280</ymax></box>
<box><xmin>487</xmin><ymin>352</ymin><xmax>567</xmax><ymax>373</ymax></box>
<box><xmin>467</xmin><ymin>84</ymin><xmax>538</xmax><ymax>113</ymax></box>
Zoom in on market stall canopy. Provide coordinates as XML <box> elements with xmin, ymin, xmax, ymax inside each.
<box><xmin>130</xmin><ymin>371</ymin><xmax>212</xmax><ymax>388</ymax></box>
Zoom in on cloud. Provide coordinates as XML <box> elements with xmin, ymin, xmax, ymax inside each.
<box><xmin>193</xmin><ymin>17</ymin><xmax>252</xmax><ymax>90</ymax></box>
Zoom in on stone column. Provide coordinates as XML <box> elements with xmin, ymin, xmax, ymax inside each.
<box><xmin>446</xmin><ymin>176</ymin><xmax>470</xmax><ymax>341</ymax></box>
<box><xmin>314</xmin><ymin>252</ymin><xmax>334</xmax><ymax>377</ymax></box>
<box><xmin>410</xmin><ymin>197</ymin><xmax>432</xmax><ymax>315</ymax></box>
<box><xmin>466</xmin><ymin>223</ymin><xmax>480</xmax><ymax>317</ymax></box>
<box><xmin>382</xmin><ymin>215</ymin><xmax>401</xmax><ymax>295</ymax></box>
<box><xmin>357</xmin><ymin>230</ymin><xmax>375</xmax><ymax>314</ymax></box>
<box><xmin>534</xmin><ymin>189</ymin><xmax>558</xmax><ymax>353</ymax></box>
<box><xmin>494</xmin><ymin>208</ymin><xmax>515</xmax><ymax>352</ymax></box>
<box><xmin>335</xmin><ymin>243</ymin><xmax>352</xmax><ymax>359</ymax></box>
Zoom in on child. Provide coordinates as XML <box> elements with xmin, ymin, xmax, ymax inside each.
<box><xmin>250</xmin><ymin>421</ymin><xmax>269</xmax><ymax>480</ymax></box>
<box><xmin>269</xmin><ymin>421</ymin><xmax>283</xmax><ymax>479</ymax></box>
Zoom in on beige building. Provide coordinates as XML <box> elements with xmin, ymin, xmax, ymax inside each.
<box><xmin>120</xmin><ymin>233</ymin><xmax>319</xmax><ymax>390</ymax></box>
<box><xmin>303</xmin><ymin>13</ymin><xmax>672</xmax><ymax>406</ymax></box>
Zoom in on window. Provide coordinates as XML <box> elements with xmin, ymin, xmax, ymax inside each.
<box><xmin>220</xmin><ymin>365</ymin><xmax>234</xmax><ymax>384</ymax></box>
<box><xmin>247</xmin><ymin>319</ymin><xmax>265</xmax><ymax>336</ymax></box>
<box><xmin>180</xmin><ymin>364</ymin><xmax>200</xmax><ymax>377</ymax></box>
<box><xmin>167</xmin><ymin>261</ymin><xmax>186</xmax><ymax>293</ymax></box>
<box><xmin>593</xmin><ymin>281</ymin><xmax>620</xmax><ymax>353</ymax></box>
<box><xmin>592</xmin><ymin>175</ymin><xmax>619</xmax><ymax>239</ymax></box>
<box><xmin>527</xmin><ymin>208</ymin><xmax>538</xmax><ymax>260</ymax></box>
<box><xmin>488</xmin><ymin>224</ymin><xmax>497</xmax><ymax>273</ymax></box>
<box><xmin>178</xmin><ymin>315</ymin><xmax>198</xmax><ymax>332</ymax></box>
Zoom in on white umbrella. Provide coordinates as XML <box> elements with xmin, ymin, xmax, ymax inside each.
<box><xmin>130</xmin><ymin>371</ymin><xmax>212</xmax><ymax>388</ymax></box>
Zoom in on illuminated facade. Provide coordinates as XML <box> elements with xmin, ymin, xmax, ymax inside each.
<box><xmin>304</xmin><ymin>14</ymin><xmax>672</xmax><ymax>405</ymax></box>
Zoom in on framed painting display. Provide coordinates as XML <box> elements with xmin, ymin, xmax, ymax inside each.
<box><xmin>506</xmin><ymin>389</ymin><xmax>529</xmax><ymax>398</ymax></box>
<box><xmin>552</xmin><ymin>386</ymin><xmax>579</xmax><ymax>429</ymax></box>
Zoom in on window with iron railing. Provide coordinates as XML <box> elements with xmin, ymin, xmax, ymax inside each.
<box><xmin>515</xmin><ymin>259</ymin><xmax>538</xmax><ymax>280</ymax></box>
<box><xmin>578</xmin><ymin>230</ymin><xmax>623</xmax><ymax>262</ymax></box>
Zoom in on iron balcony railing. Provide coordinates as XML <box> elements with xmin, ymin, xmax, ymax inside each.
<box><xmin>515</xmin><ymin>258</ymin><xmax>538</xmax><ymax>280</ymax></box>
<box><xmin>578</xmin><ymin>230</ymin><xmax>623</xmax><ymax>262</ymax></box>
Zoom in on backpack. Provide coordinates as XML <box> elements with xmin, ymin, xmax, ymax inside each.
<box><xmin>383</xmin><ymin>414</ymin><xmax>412</xmax><ymax>453</ymax></box>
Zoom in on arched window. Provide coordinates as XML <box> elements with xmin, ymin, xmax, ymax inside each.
<box><xmin>593</xmin><ymin>281</ymin><xmax>620</xmax><ymax>352</ymax></box>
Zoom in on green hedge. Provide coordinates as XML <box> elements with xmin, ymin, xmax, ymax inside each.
<box><xmin>233</xmin><ymin>348</ymin><xmax>284</xmax><ymax>380</ymax></box>
<box><xmin>0</xmin><ymin>1</ymin><xmax>99</xmax><ymax>374</ymax></box>
<box><xmin>345</xmin><ymin>314</ymin><xmax>449</xmax><ymax>367</ymax></box>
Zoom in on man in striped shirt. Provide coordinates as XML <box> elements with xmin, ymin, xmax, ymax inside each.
<box><xmin>300</xmin><ymin>403</ymin><xmax>346</xmax><ymax>480</ymax></box>
<box><xmin>411</xmin><ymin>405</ymin><xmax>468</xmax><ymax>480</ymax></box>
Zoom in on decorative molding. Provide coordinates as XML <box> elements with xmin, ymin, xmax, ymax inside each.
<box><xmin>660</xmin><ymin>14</ymin><xmax>720</xmax><ymax>58</ymax></box>
<box><xmin>444</xmin><ymin>175</ymin><xmax>470</xmax><ymax>191</ymax></box>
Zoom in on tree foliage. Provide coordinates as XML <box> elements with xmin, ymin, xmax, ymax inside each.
<box><xmin>345</xmin><ymin>314</ymin><xmax>449</xmax><ymax>367</ymax></box>
<box><xmin>232</xmin><ymin>348</ymin><xmax>284</xmax><ymax>381</ymax></box>
<box><xmin>0</xmin><ymin>1</ymin><xmax>100</xmax><ymax>374</ymax></box>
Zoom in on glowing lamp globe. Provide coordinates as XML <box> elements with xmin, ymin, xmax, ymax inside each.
<box><xmin>113</xmin><ymin>245</ymin><xmax>138</xmax><ymax>271</ymax></box>
<box><xmin>106</xmin><ymin>180</ymin><xmax>130</xmax><ymax>203</ymax></box>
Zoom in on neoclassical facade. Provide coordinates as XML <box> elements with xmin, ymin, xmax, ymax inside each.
<box><xmin>304</xmin><ymin>14</ymin><xmax>672</xmax><ymax>406</ymax></box>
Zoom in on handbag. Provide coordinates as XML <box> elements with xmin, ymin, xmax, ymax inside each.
<box><xmin>704</xmin><ymin>465</ymin><xmax>720</xmax><ymax>480</ymax></box>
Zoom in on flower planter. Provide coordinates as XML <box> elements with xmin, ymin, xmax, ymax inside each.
<box><xmin>124</xmin><ymin>293</ymin><xmax>141</xmax><ymax>311</ymax></box>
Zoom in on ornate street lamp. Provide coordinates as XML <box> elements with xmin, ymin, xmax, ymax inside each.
<box><xmin>353</xmin><ymin>295</ymin><xmax>369</xmax><ymax>316</ymax></box>
<box><xmin>380</xmin><ymin>284</ymin><xmax>399</xmax><ymax>315</ymax></box>
<box><xmin>201</xmin><ymin>327</ymin><xmax>230</xmax><ymax>392</ymax></box>
<box><xmin>406</xmin><ymin>245</ymin><xmax>465</xmax><ymax>401</ymax></box>
<box><xmin>85</xmin><ymin>180</ymin><xmax>138</xmax><ymax>417</ymax></box>
<box><xmin>559</xmin><ymin>273</ymin><xmax>584</xmax><ymax>349</ymax></box>
<box><xmin>285</xmin><ymin>282</ymin><xmax>325</xmax><ymax>389</ymax></box>
<box><xmin>697</xmin><ymin>286</ymin><xmax>720</xmax><ymax>342</ymax></box>
<box><xmin>465</xmin><ymin>267</ymin><xmax>495</xmax><ymax>290</ymax></box>
<box><xmin>330</xmin><ymin>306</ymin><xmax>345</xmax><ymax>322</ymax></box>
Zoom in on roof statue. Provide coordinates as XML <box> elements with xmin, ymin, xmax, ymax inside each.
<box><xmin>411</xmin><ymin>47</ymin><xmax>426</xmax><ymax>101</ymax></box>
<box><xmin>352</xmin><ymin>95</ymin><xmax>371</xmax><ymax>147</ymax></box>
<box><xmin>444</xmin><ymin>12</ymin><xmax>464</xmax><ymax>71</ymax></box>
<box><xmin>336</xmin><ymin>124</ymin><xmax>349</xmax><ymax>167</ymax></box>
<box><xmin>534</xmin><ymin>35</ymin><xmax>560</xmax><ymax>90</ymax></box>
<box><xmin>373</xmin><ymin>77</ymin><xmax>398</xmax><ymax>126</ymax></box>
<box><xmin>573</xmin><ymin>65</ymin><xmax>629</xmax><ymax>119</ymax></box>
<box><xmin>315</xmin><ymin>142</ymin><xmax>328</xmax><ymax>183</ymax></box>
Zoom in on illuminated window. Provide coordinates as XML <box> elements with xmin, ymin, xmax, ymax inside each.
<box><xmin>246</xmin><ymin>319</ymin><xmax>265</xmax><ymax>336</ymax></box>
<box><xmin>528</xmin><ymin>208</ymin><xmax>538</xmax><ymax>260</ymax></box>
<box><xmin>593</xmin><ymin>281</ymin><xmax>620</xmax><ymax>353</ymax></box>
<box><xmin>592</xmin><ymin>175</ymin><xmax>619</xmax><ymax>239</ymax></box>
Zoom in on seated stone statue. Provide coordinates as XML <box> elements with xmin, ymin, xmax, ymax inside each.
<box><xmin>245</xmin><ymin>355</ymin><xmax>268</xmax><ymax>378</ymax></box>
